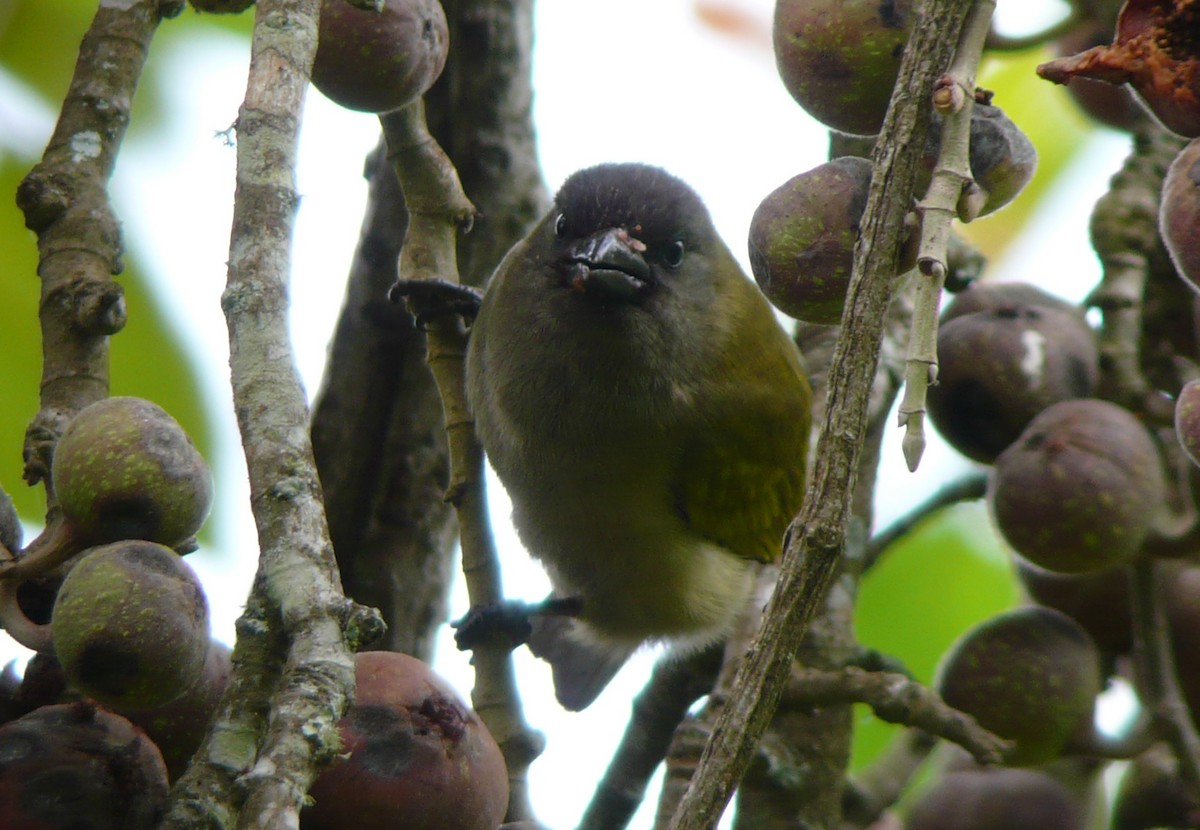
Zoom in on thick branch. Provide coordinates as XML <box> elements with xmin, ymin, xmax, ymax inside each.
<box><xmin>666</xmin><ymin>3</ymin><xmax>974</xmax><ymax>827</ymax></box>
<box><xmin>14</xmin><ymin>0</ymin><xmax>176</xmax><ymax>502</ymax></box>
<box><xmin>164</xmin><ymin>1</ymin><xmax>374</xmax><ymax>826</ymax></box>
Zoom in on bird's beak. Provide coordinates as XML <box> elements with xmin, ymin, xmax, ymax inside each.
<box><xmin>566</xmin><ymin>227</ymin><xmax>654</xmax><ymax>302</ymax></box>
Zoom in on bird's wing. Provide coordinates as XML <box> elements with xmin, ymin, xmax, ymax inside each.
<box><xmin>676</xmin><ymin>368</ymin><xmax>810</xmax><ymax>564</ymax></box>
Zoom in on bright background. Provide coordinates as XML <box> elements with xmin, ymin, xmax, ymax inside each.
<box><xmin>0</xmin><ymin>0</ymin><xmax>1137</xmax><ymax>826</ymax></box>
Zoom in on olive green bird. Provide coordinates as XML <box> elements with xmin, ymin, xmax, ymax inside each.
<box><xmin>464</xmin><ymin>163</ymin><xmax>812</xmax><ymax>710</ymax></box>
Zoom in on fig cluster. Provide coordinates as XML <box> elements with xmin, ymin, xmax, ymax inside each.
<box><xmin>0</xmin><ymin>395</ymin><xmax>228</xmax><ymax>821</ymax></box>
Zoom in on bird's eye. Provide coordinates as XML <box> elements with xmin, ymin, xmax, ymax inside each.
<box><xmin>661</xmin><ymin>239</ymin><xmax>685</xmax><ymax>268</ymax></box>
<box><xmin>554</xmin><ymin>213</ymin><xmax>567</xmax><ymax>238</ymax></box>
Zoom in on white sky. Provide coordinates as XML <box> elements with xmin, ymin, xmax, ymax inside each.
<box><xmin>0</xmin><ymin>0</ymin><xmax>1133</xmax><ymax>826</ymax></box>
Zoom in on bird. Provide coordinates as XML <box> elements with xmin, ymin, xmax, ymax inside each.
<box><xmin>463</xmin><ymin>162</ymin><xmax>812</xmax><ymax>710</ymax></box>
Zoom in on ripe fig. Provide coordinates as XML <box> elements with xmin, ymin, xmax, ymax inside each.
<box><xmin>51</xmin><ymin>396</ymin><xmax>213</xmax><ymax>548</ymax></box>
<box><xmin>311</xmin><ymin>0</ymin><xmax>449</xmax><ymax>113</ymax></box>
<box><xmin>1163</xmin><ymin>566</ymin><xmax>1200</xmax><ymax>722</ymax></box>
<box><xmin>748</xmin><ymin>156</ymin><xmax>873</xmax><ymax>324</ymax></box>
<box><xmin>1016</xmin><ymin>560</ymin><xmax>1133</xmax><ymax>654</ymax></box>
<box><xmin>1176</xmin><ymin>377</ymin><xmax>1200</xmax><ymax>466</ymax></box>
<box><xmin>1037</xmin><ymin>0</ymin><xmax>1200</xmax><ymax>137</ymax></box>
<box><xmin>303</xmin><ymin>651</ymin><xmax>508</xmax><ymax>830</ymax></box>
<box><xmin>0</xmin><ymin>701</ymin><xmax>168</xmax><ymax>829</ymax></box>
<box><xmin>989</xmin><ymin>399</ymin><xmax>1165</xmax><ymax>574</ymax></box>
<box><xmin>936</xmin><ymin>606</ymin><xmax>1102</xmax><ymax>766</ymax></box>
<box><xmin>918</xmin><ymin>102</ymin><xmax>1038</xmax><ymax>218</ymax></box>
<box><xmin>773</xmin><ymin>0</ymin><xmax>912</xmax><ymax>136</ymax></box>
<box><xmin>906</xmin><ymin>766</ymin><xmax>1087</xmax><ymax>830</ymax></box>
<box><xmin>1161</xmin><ymin>137</ymin><xmax>1200</xmax><ymax>292</ymax></box>
<box><xmin>51</xmin><ymin>540</ymin><xmax>210</xmax><ymax>710</ymax></box>
<box><xmin>927</xmin><ymin>302</ymin><xmax>1099</xmax><ymax>464</ymax></box>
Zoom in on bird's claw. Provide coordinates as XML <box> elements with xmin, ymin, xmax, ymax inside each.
<box><xmin>389</xmin><ymin>278</ymin><xmax>482</xmax><ymax>329</ymax></box>
<box><xmin>452</xmin><ymin>596</ymin><xmax>584</xmax><ymax>652</ymax></box>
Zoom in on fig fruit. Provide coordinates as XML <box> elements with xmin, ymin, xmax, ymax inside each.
<box><xmin>51</xmin><ymin>540</ymin><xmax>210</xmax><ymax>710</ymax></box>
<box><xmin>0</xmin><ymin>701</ymin><xmax>168</xmax><ymax>829</ymax></box>
<box><xmin>303</xmin><ymin>651</ymin><xmax>508</xmax><ymax>830</ymax></box>
<box><xmin>936</xmin><ymin>606</ymin><xmax>1102</xmax><ymax>766</ymax></box>
<box><xmin>906</xmin><ymin>766</ymin><xmax>1087</xmax><ymax>830</ymax></box>
<box><xmin>939</xmin><ymin>280</ymin><xmax>1079</xmax><ymax>324</ymax></box>
<box><xmin>1161</xmin><ymin>137</ymin><xmax>1200</xmax><ymax>293</ymax></box>
<box><xmin>0</xmin><ymin>483</ymin><xmax>20</xmax><ymax>555</ymax></box>
<box><xmin>773</xmin><ymin>0</ymin><xmax>912</xmax><ymax>136</ymax></box>
<box><xmin>124</xmin><ymin>640</ymin><xmax>231</xmax><ymax>780</ymax></box>
<box><xmin>1037</xmin><ymin>0</ymin><xmax>1200</xmax><ymax>138</ymax></box>
<box><xmin>927</xmin><ymin>302</ymin><xmax>1099</xmax><ymax>464</ymax></box>
<box><xmin>917</xmin><ymin>102</ymin><xmax>1038</xmax><ymax>218</ymax></box>
<box><xmin>51</xmin><ymin>396</ymin><xmax>213</xmax><ymax>548</ymax></box>
<box><xmin>311</xmin><ymin>0</ymin><xmax>450</xmax><ymax>113</ymax></box>
<box><xmin>1111</xmin><ymin>745</ymin><xmax>1200</xmax><ymax>830</ymax></box>
<box><xmin>1016</xmin><ymin>560</ymin><xmax>1133</xmax><ymax>654</ymax></box>
<box><xmin>989</xmin><ymin>399</ymin><xmax>1165</xmax><ymax>574</ymax></box>
<box><xmin>1176</xmin><ymin>377</ymin><xmax>1200</xmax><ymax>466</ymax></box>
<box><xmin>748</xmin><ymin>156</ymin><xmax>873</xmax><ymax>324</ymax></box>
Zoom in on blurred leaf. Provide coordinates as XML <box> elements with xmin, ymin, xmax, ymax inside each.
<box><xmin>0</xmin><ymin>1</ymin><xmax>92</xmax><ymax>106</ymax></box>
<box><xmin>959</xmin><ymin>48</ymin><xmax>1099</xmax><ymax>260</ymax></box>
<box><xmin>0</xmin><ymin>155</ymin><xmax>213</xmax><ymax>534</ymax></box>
<box><xmin>850</xmin><ymin>501</ymin><xmax>1020</xmax><ymax>770</ymax></box>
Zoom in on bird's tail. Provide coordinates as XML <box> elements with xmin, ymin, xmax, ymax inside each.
<box><xmin>527</xmin><ymin>614</ymin><xmax>635</xmax><ymax>711</ymax></box>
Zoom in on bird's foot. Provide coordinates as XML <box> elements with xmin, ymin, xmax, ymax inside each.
<box><xmin>452</xmin><ymin>596</ymin><xmax>583</xmax><ymax>652</ymax></box>
<box><xmin>389</xmin><ymin>278</ymin><xmax>482</xmax><ymax>328</ymax></box>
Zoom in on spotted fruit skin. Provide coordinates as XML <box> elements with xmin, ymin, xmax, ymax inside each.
<box><xmin>989</xmin><ymin>399</ymin><xmax>1165</xmax><ymax>575</ymax></box>
<box><xmin>773</xmin><ymin>0</ymin><xmax>912</xmax><ymax>137</ymax></box>
<box><xmin>748</xmin><ymin>156</ymin><xmax>873</xmax><ymax>324</ymax></box>
<box><xmin>937</xmin><ymin>606</ymin><xmax>1102</xmax><ymax>766</ymax></box>
<box><xmin>51</xmin><ymin>540</ymin><xmax>210</xmax><ymax>710</ymax></box>
<box><xmin>928</xmin><ymin>301</ymin><xmax>1099</xmax><ymax>464</ymax></box>
<box><xmin>1162</xmin><ymin>137</ymin><xmax>1200</xmax><ymax>293</ymax></box>
<box><xmin>303</xmin><ymin>651</ymin><xmax>508</xmax><ymax>830</ymax></box>
<box><xmin>51</xmin><ymin>396</ymin><xmax>213</xmax><ymax>548</ymax></box>
<box><xmin>0</xmin><ymin>701</ymin><xmax>169</xmax><ymax>830</ymax></box>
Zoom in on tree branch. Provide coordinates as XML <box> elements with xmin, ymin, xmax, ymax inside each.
<box><xmin>381</xmin><ymin>101</ymin><xmax>543</xmax><ymax>825</ymax></box>
<box><xmin>665</xmin><ymin>3</ymin><xmax>975</xmax><ymax>827</ymax></box>
<box><xmin>163</xmin><ymin>1</ymin><xmax>378</xmax><ymax>825</ymax></box>
<box><xmin>13</xmin><ymin>0</ymin><xmax>176</xmax><ymax>526</ymax></box>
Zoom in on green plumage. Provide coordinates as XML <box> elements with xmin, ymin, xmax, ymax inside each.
<box><xmin>465</xmin><ymin>163</ymin><xmax>812</xmax><ymax>709</ymax></box>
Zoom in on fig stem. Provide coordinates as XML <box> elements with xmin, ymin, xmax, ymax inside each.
<box><xmin>897</xmin><ymin>0</ymin><xmax>995</xmax><ymax>472</ymax></box>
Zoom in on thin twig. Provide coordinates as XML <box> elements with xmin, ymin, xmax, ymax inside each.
<box><xmin>783</xmin><ymin>667</ymin><xmax>1010</xmax><ymax>765</ymax></box>
<box><xmin>860</xmin><ymin>472</ymin><xmax>987</xmax><ymax>571</ymax></box>
<box><xmin>381</xmin><ymin>101</ymin><xmax>544</xmax><ymax>825</ymax></box>
<box><xmin>897</xmin><ymin>0</ymin><xmax>996</xmax><ymax>471</ymax></box>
